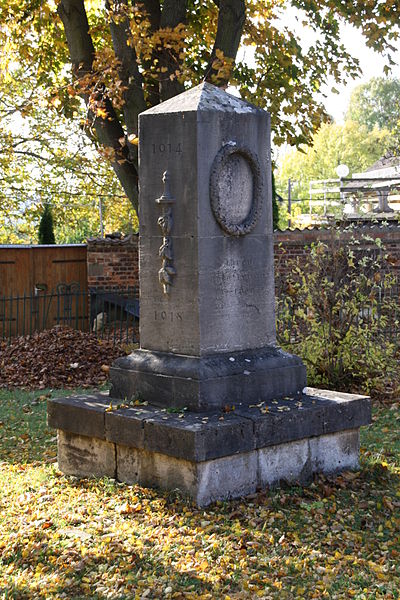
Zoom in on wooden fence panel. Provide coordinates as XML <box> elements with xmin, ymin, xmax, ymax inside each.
<box><xmin>0</xmin><ymin>245</ymin><xmax>88</xmax><ymax>337</ymax></box>
<box><xmin>0</xmin><ymin>247</ymin><xmax>33</xmax><ymax>296</ymax></box>
<box><xmin>33</xmin><ymin>246</ymin><xmax>87</xmax><ymax>294</ymax></box>
<box><xmin>0</xmin><ymin>245</ymin><xmax>87</xmax><ymax>295</ymax></box>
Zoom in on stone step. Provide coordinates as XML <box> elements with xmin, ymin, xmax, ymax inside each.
<box><xmin>48</xmin><ymin>388</ymin><xmax>370</xmax><ymax>463</ymax></box>
<box><xmin>48</xmin><ymin>388</ymin><xmax>370</xmax><ymax>506</ymax></box>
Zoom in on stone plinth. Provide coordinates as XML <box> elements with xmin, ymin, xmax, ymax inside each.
<box><xmin>110</xmin><ymin>346</ymin><xmax>305</xmax><ymax>412</ymax></box>
<box><xmin>48</xmin><ymin>388</ymin><xmax>370</xmax><ymax>506</ymax></box>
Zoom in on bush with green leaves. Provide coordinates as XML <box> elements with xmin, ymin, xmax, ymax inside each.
<box><xmin>276</xmin><ymin>232</ymin><xmax>400</xmax><ymax>397</ymax></box>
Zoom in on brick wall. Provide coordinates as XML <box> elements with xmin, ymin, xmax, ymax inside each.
<box><xmin>274</xmin><ymin>223</ymin><xmax>400</xmax><ymax>277</ymax></box>
<box><xmin>86</xmin><ymin>224</ymin><xmax>400</xmax><ymax>291</ymax></box>
<box><xmin>87</xmin><ymin>234</ymin><xmax>139</xmax><ymax>291</ymax></box>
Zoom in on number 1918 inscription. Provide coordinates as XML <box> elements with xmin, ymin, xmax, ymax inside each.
<box><xmin>154</xmin><ymin>310</ymin><xmax>182</xmax><ymax>322</ymax></box>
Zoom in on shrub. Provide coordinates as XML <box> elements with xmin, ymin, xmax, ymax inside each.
<box><xmin>276</xmin><ymin>231</ymin><xmax>400</xmax><ymax>398</ymax></box>
<box><xmin>38</xmin><ymin>203</ymin><xmax>56</xmax><ymax>245</ymax></box>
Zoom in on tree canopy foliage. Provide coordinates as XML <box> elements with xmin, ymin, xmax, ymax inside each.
<box><xmin>0</xmin><ymin>66</ymin><xmax>138</xmax><ymax>243</ymax></box>
<box><xmin>276</xmin><ymin>120</ymin><xmax>392</xmax><ymax>203</ymax></box>
<box><xmin>346</xmin><ymin>77</ymin><xmax>400</xmax><ymax>133</ymax></box>
<box><xmin>0</xmin><ymin>0</ymin><xmax>399</xmax><ymax>216</ymax></box>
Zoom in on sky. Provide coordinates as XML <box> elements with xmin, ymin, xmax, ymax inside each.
<box><xmin>322</xmin><ymin>22</ymin><xmax>400</xmax><ymax>122</ymax></box>
<box><xmin>279</xmin><ymin>5</ymin><xmax>400</xmax><ymax>123</ymax></box>
<box><xmin>238</xmin><ymin>6</ymin><xmax>400</xmax><ymax>164</ymax></box>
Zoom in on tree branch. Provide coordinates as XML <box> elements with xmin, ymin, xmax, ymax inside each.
<box><xmin>205</xmin><ymin>0</ymin><xmax>245</xmax><ymax>86</ymax></box>
<box><xmin>58</xmin><ymin>0</ymin><xmax>95</xmax><ymax>75</ymax></box>
<box><xmin>140</xmin><ymin>0</ymin><xmax>162</xmax><ymax>107</ymax></box>
<box><xmin>10</xmin><ymin>137</ymin><xmax>43</xmax><ymax>148</ymax></box>
<box><xmin>58</xmin><ymin>0</ymin><xmax>139</xmax><ymax>211</ymax></box>
<box><xmin>4</xmin><ymin>150</ymin><xmax>49</xmax><ymax>161</ymax></box>
<box><xmin>159</xmin><ymin>0</ymin><xmax>187</xmax><ymax>101</ymax></box>
<box><xmin>106</xmin><ymin>0</ymin><xmax>146</xmax><ymax>137</ymax></box>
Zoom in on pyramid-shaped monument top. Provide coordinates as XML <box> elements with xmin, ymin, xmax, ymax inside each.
<box><xmin>142</xmin><ymin>82</ymin><xmax>262</xmax><ymax>115</ymax></box>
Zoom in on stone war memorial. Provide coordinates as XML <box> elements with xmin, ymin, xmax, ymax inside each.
<box><xmin>48</xmin><ymin>83</ymin><xmax>371</xmax><ymax>506</ymax></box>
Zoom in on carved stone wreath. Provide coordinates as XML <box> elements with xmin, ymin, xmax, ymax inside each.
<box><xmin>209</xmin><ymin>142</ymin><xmax>263</xmax><ymax>236</ymax></box>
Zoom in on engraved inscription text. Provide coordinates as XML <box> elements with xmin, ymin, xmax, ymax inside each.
<box><xmin>152</xmin><ymin>142</ymin><xmax>182</xmax><ymax>154</ymax></box>
<box><xmin>154</xmin><ymin>311</ymin><xmax>183</xmax><ymax>322</ymax></box>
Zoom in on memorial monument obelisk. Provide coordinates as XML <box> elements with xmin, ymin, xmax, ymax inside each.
<box><xmin>49</xmin><ymin>83</ymin><xmax>371</xmax><ymax>506</ymax></box>
<box><xmin>110</xmin><ymin>82</ymin><xmax>306</xmax><ymax>409</ymax></box>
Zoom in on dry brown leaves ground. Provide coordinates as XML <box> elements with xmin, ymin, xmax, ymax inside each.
<box><xmin>0</xmin><ymin>326</ymin><xmax>126</xmax><ymax>389</ymax></box>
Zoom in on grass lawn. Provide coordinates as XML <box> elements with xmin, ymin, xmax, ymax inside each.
<box><xmin>0</xmin><ymin>388</ymin><xmax>399</xmax><ymax>599</ymax></box>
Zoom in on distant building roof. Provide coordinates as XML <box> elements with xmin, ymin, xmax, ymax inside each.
<box><xmin>342</xmin><ymin>152</ymin><xmax>400</xmax><ymax>196</ymax></box>
<box><xmin>365</xmin><ymin>153</ymin><xmax>400</xmax><ymax>175</ymax></box>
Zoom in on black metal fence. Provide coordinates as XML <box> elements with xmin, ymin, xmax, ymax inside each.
<box><xmin>0</xmin><ymin>286</ymin><xmax>139</xmax><ymax>346</ymax></box>
<box><xmin>89</xmin><ymin>287</ymin><xmax>139</xmax><ymax>345</ymax></box>
<box><xmin>3</xmin><ymin>281</ymin><xmax>400</xmax><ymax>350</ymax></box>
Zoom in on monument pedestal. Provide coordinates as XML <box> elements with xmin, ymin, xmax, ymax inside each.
<box><xmin>110</xmin><ymin>346</ymin><xmax>306</xmax><ymax>412</ymax></box>
<box><xmin>48</xmin><ymin>83</ymin><xmax>371</xmax><ymax>504</ymax></box>
<box><xmin>48</xmin><ymin>388</ymin><xmax>370</xmax><ymax>506</ymax></box>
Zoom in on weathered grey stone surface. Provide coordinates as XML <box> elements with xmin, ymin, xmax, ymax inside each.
<box><xmin>57</xmin><ymin>430</ymin><xmax>116</xmax><ymax>478</ymax></box>
<box><xmin>49</xmin><ymin>388</ymin><xmax>370</xmax><ymax>462</ymax></box>
<box><xmin>116</xmin><ymin>444</ymin><xmax>140</xmax><ymax>483</ymax></box>
<box><xmin>307</xmin><ymin>387</ymin><xmax>371</xmax><ymax>433</ymax></box>
<box><xmin>106</xmin><ymin>403</ymin><xmax>254</xmax><ymax>460</ymax></box>
<box><xmin>142</xmin><ymin>410</ymin><xmax>254</xmax><ymax>461</ymax></box>
<box><xmin>138</xmin><ymin>83</ymin><xmax>275</xmax><ymax>356</ymax></box>
<box><xmin>48</xmin><ymin>393</ymin><xmax>109</xmax><ymax>439</ymax></box>
<box><xmin>235</xmin><ymin>387</ymin><xmax>370</xmax><ymax>447</ymax></box>
<box><xmin>108</xmin><ymin>82</ymin><xmax>307</xmax><ymax>410</ymax></box>
<box><xmin>57</xmin><ymin>427</ymin><xmax>360</xmax><ymax>506</ymax></box>
<box><xmin>258</xmin><ymin>438</ymin><xmax>312</xmax><ymax>485</ymax></box>
<box><xmin>195</xmin><ymin>452</ymin><xmax>258</xmax><ymax>506</ymax></box>
<box><xmin>117</xmin><ymin>446</ymin><xmax>198</xmax><ymax>495</ymax></box>
<box><xmin>258</xmin><ymin>429</ymin><xmax>360</xmax><ymax>487</ymax></box>
<box><xmin>309</xmin><ymin>429</ymin><xmax>360</xmax><ymax>473</ymax></box>
<box><xmin>105</xmin><ymin>405</ymin><xmax>151</xmax><ymax>449</ymax></box>
<box><xmin>110</xmin><ymin>346</ymin><xmax>306</xmax><ymax>410</ymax></box>
<box><xmin>117</xmin><ymin>446</ymin><xmax>259</xmax><ymax>505</ymax></box>
<box><xmin>117</xmin><ymin>445</ymin><xmax>259</xmax><ymax>505</ymax></box>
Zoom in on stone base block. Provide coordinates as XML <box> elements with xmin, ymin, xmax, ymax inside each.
<box><xmin>57</xmin><ymin>430</ymin><xmax>116</xmax><ymax>479</ymax></box>
<box><xmin>49</xmin><ymin>387</ymin><xmax>370</xmax><ymax>506</ymax></box>
<box><xmin>258</xmin><ymin>430</ymin><xmax>359</xmax><ymax>487</ymax></box>
<box><xmin>56</xmin><ymin>428</ymin><xmax>359</xmax><ymax>506</ymax></box>
<box><xmin>110</xmin><ymin>346</ymin><xmax>306</xmax><ymax>411</ymax></box>
<box><xmin>116</xmin><ymin>445</ymin><xmax>258</xmax><ymax>506</ymax></box>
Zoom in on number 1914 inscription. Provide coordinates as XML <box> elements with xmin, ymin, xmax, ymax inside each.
<box><xmin>152</xmin><ymin>142</ymin><xmax>182</xmax><ymax>154</ymax></box>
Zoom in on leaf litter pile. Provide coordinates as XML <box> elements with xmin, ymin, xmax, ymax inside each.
<box><xmin>0</xmin><ymin>389</ymin><xmax>400</xmax><ymax>599</ymax></box>
<box><xmin>0</xmin><ymin>326</ymin><xmax>126</xmax><ymax>389</ymax></box>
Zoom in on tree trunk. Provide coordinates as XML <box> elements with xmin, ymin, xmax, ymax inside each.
<box><xmin>57</xmin><ymin>0</ymin><xmax>247</xmax><ymax>215</ymax></box>
<box><xmin>206</xmin><ymin>0</ymin><xmax>245</xmax><ymax>85</ymax></box>
<box><xmin>159</xmin><ymin>0</ymin><xmax>187</xmax><ymax>101</ymax></box>
<box><xmin>58</xmin><ymin>0</ymin><xmax>139</xmax><ymax>211</ymax></box>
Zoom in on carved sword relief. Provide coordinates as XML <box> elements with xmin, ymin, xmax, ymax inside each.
<box><xmin>156</xmin><ymin>171</ymin><xmax>176</xmax><ymax>294</ymax></box>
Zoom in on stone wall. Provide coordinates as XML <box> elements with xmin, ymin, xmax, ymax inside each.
<box><xmin>87</xmin><ymin>234</ymin><xmax>139</xmax><ymax>291</ymax></box>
